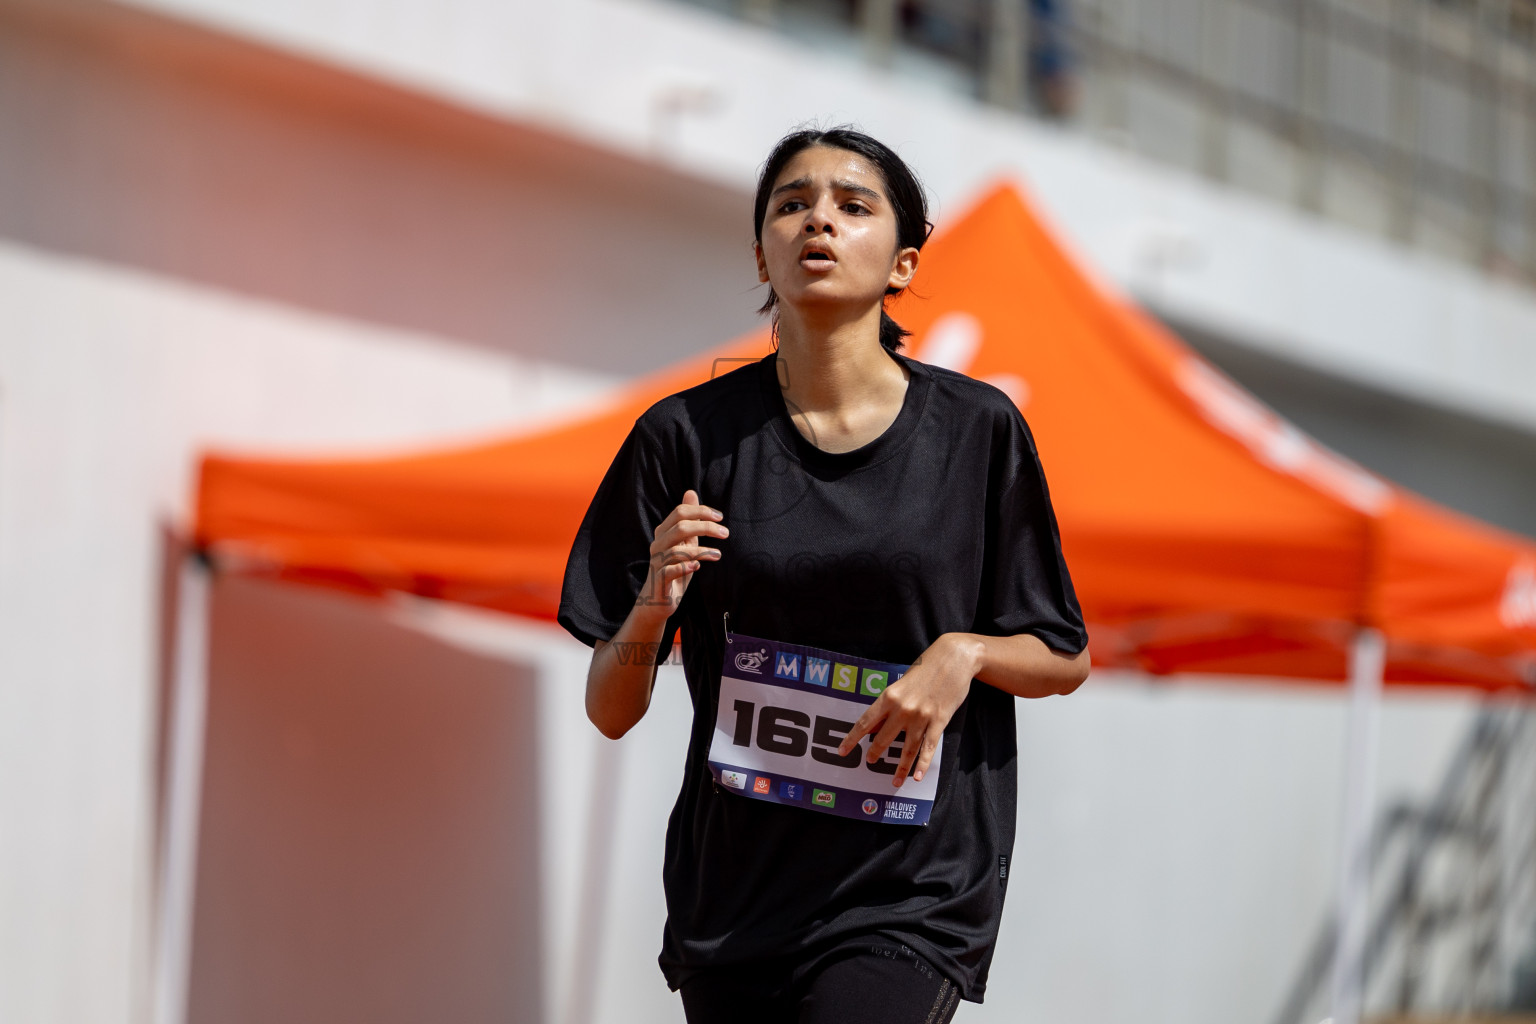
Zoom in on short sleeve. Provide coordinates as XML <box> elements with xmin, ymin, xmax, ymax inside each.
<box><xmin>978</xmin><ymin>405</ymin><xmax>1088</xmax><ymax>654</ymax></box>
<box><xmin>557</xmin><ymin>413</ymin><xmax>685</xmax><ymax>661</ymax></box>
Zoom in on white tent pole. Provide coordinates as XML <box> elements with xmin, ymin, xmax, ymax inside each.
<box><xmin>152</xmin><ymin>555</ymin><xmax>212</xmax><ymax>1024</ymax></box>
<box><xmin>561</xmin><ymin>735</ymin><xmax>624</xmax><ymax>1024</ymax></box>
<box><xmin>1327</xmin><ymin>627</ymin><xmax>1386</xmax><ymax>1024</ymax></box>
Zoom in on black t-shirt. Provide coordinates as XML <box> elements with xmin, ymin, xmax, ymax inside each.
<box><xmin>558</xmin><ymin>350</ymin><xmax>1086</xmax><ymax>1002</ymax></box>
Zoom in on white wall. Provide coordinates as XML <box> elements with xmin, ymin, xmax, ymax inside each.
<box><xmin>190</xmin><ymin>575</ymin><xmax>545</xmax><ymax>1024</ymax></box>
<box><xmin>0</xmin><ymin>0</ymin><xmax>762</xmax><ymax>376</ymax></box>
<box><xmin>0</xmin><ymin>238</ymin><xmax>609</xmax><ymax>1024</ymax></box>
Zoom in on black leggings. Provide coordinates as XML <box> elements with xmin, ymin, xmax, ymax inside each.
<box><xmin>679</xmin><ymin>941</ymin><xmax>963</xmax><ymax>1024</ymax></box>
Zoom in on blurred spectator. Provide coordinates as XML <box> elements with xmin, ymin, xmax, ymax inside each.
<box><xmin>1028</xmin><ymin>0</ymin><xmax>1077</xmax><ymax>118</ymax></box>
<box><xmin>899</xmin><ymin>0</ymin><xmax>1077</xmax><ymax>118</ymax></box>
<box><xmin>901</xmin><ymin>0</ymin><xmax>985</xmax><ymax>65</ymax></box>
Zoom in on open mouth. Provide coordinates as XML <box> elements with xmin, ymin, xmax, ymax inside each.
<box><xmin>799</xmin><ymin>246</ymin><xmax>837</xmax><ymax>271</ymax></box>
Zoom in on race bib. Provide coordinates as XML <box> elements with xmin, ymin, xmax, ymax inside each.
<box><xmin>707</xmin><ymin>633</ymin><xmax>941</xmax><ymax>826</ymax></box>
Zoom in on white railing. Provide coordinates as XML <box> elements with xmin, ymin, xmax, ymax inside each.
<box><xmin>671</xmin><ymin>0</ymin><xmax>1536</xmax><ymax>286</ymax></box>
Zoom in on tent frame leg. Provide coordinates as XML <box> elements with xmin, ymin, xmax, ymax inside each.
<box><xmin>1328</xmin><ymin>627</ymin><xmax>1386</xmax><ymax>1024</ymax></box>
<box><xmin>152</xmin><ymin>555</ymin><xmax>211</xmax><ymax>1024</ymax></box>
<box><xmin>560</xmin><ymin>737</ymin><xmax>623</xmax><ymax>1024</ymax></box>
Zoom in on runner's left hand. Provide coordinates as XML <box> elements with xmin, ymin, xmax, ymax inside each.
<box><xmin>837</xmin><ymin>633</ymin><xmax>980</xmax><ymax>788</ymax></box>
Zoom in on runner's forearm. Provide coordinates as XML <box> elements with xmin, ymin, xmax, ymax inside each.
<box><xmin>586</xmin><ymin>601</ymin><xmax>674</xmax><ymax>739</ymax></box>
<box><xmin>941</xmin><ymin>632</ymin><xmax>1090</xmax><ymax>699</ymax></box>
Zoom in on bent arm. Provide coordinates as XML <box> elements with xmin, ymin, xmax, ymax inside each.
<box><xmin>839</xmin><ymin>629</ymin><xmax>1090</xmax><ymax>786</ymax></box>
<box><xmin>584</xmin><ymin>488</ymin><xmax>725</xmax><ymax>739</ymax></box>
<box><xmin>941</xmin><ymin>631</ymin><xmax>1090</xmax><ymax>699</ymax></box>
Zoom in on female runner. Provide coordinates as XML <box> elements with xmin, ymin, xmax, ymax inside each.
<box><xmin>559</xmin><ymin>127</ymin><xmax>1090</xmax><ymax>1023</ymax></box>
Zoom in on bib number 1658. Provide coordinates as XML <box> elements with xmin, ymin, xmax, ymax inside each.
<box><xmin>727</xmin><ymin>699</ymin><xmax>905</xmax><ymax>775</ymax></box>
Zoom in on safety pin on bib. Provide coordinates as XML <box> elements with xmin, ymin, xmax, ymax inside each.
<box><xmin>724</xmin><ymin>612</ymin><xmax>732</xmax><ymax>644</ymax></box>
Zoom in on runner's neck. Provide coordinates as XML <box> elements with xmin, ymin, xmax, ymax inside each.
<box><xmin>772</xmin><ymin>314</ymin><xmax>909</xmax><ymax>454</ymax></box>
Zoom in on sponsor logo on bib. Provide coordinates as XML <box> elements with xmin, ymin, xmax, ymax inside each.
<box><xmin>812</xmin><ymin>789</ymin><xmax>836</xmax><ymax>808</ymax></box>
<box><xmin>753</xmin><ymin>776</ymin><xmax>771</xmax><ymax>794</ymax></box>
<box><xmin>773</xmin><ymin>652</ymin><xmax>800</xmax><ymax>681</ymax></box>
<box><xmin>803</xmin><ymin>658</ymin><xmax>831</xmax><ymax>686</ymax></box>
<box><xmin>779</xmin><ymin>781</ymin><xmax>804</xmax><ymax>801</ymax></box>
<box><xmin>721</xmin><ymin>770</ymin><xmax>747</xmax><ymax>790</ymax></box>
<box><xmin>734</xmin><ymin>648</ymin><xmax>769</xmax><ymax>674</ymax></box>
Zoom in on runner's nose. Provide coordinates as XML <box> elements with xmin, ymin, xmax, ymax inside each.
<box><xmin>804</xmin><ymin>201</ymin><xmax>835</xmax><ymax>234</ymax></box>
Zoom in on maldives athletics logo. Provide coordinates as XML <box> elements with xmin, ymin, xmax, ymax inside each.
<box><xmin>861</xmin><ymin>798</ymin><xmax>879</xmax><ymax>816</ymax></box>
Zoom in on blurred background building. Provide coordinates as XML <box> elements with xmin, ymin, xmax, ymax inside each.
<box><xmin>0</xmin><ymin>1</ymin><xmax>1533</xmax><ymax>1023</ymax></box>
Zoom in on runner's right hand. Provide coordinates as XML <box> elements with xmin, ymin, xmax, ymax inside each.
<box><xmin>639</xmin><ymin>488</ymin><xmax>726</xmax><ymax>615</ymax></box>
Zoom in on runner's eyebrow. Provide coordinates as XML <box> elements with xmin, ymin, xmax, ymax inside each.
<box><xmin>771</xmin><ymin>177</ymin><xmax>811</xmax><ymax>198</ymax></box>
<box><xmin>831</xmin><ymin>179</ymin><xmax>882</xmax><ymax>203</ymax></box>
<box><xmin>770</xmin><ymin>177</ymin><xmax>884</xmax><ymax>203</ymax></box>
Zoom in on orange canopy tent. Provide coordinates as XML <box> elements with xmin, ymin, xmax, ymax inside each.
<box><xmin>194</xmin><ymin>183</ymin><xmax>1536</xmax><ymax>692</ymax></box>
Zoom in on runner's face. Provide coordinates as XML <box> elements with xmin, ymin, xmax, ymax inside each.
<box><xmin>755</xmin><ymin>146</ymin><xmax>917</xmax><ymax>319</ymax></box>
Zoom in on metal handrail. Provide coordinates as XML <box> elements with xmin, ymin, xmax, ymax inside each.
<box><xmin>1271</xmin><ymin>706</ymin><xmax>1536</xmax><ymax>1023</ymax></box>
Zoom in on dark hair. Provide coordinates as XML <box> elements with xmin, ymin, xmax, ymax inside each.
<box><xmin>752</xmin><ymin>126</ymin><xmax>932</xmax><ymax>352</ymax></box>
